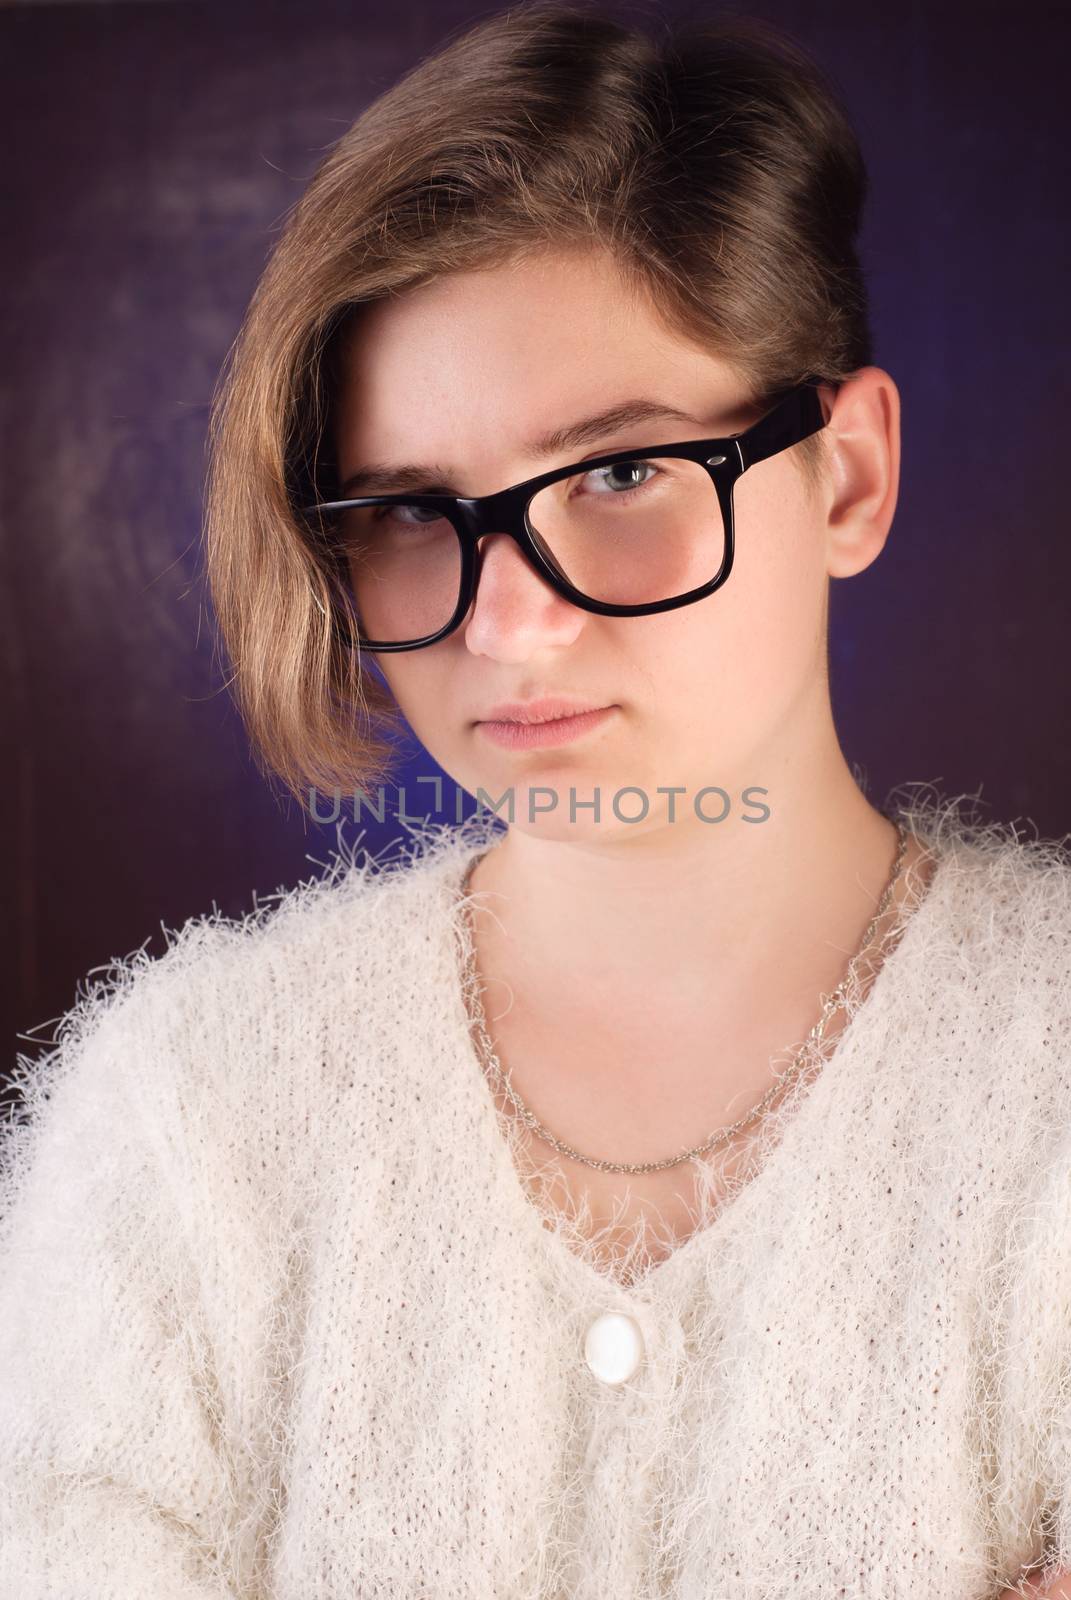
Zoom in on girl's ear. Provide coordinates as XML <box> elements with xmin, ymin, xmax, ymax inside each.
<box><xmin>820</xmin><ymin>367</ymin><xmax>901</xmax><ymax>582</ymax></box>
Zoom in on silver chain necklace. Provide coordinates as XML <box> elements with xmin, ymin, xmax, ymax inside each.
<box><xmin>458</xmin><ymin>819</ymin><xmax>911</xmax><ymax>1175</ymax></box>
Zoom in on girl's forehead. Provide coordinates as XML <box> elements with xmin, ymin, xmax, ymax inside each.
<box><xmin>335</xmin><ymin>270</ymin><xmax>736</xmax><ymax>438</ymax></box>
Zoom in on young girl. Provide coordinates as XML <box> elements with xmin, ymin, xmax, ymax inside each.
<box><xmin>2</xmin><ymin>6</ymin><xmax>1069</xmax><ymax>1597</ymax></box>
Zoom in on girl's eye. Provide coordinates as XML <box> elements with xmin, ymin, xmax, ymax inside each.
<box><xmin>579</xmin><ymin>461</ymin><xmax>659</xmax><ymax>494</ymax></box>
<box><xmin>373</xmin><ymin>503</ymin><xmax>442</xmax><ymax>526</ymax></box>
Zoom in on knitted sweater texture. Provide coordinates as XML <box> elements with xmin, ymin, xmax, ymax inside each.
<box><xmin>2</xmin><ymin>791</ymin><xmax>1071</xmax><ymax>1600</ymax></box>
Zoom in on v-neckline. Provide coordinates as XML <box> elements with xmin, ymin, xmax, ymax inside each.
<box><xmin>443</xmin><ymin>832</ymin><xmax>950</xmax><ymax>1304</ymax></box>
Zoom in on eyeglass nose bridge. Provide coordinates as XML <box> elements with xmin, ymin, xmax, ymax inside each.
<box><xmin>449</xmin><ymin>480</ymin><xmax>542</xmax><ymax>549</ymax></box>
<box><xmin>450</xmin><ymin>482</ymin><xmax>577</xmax><ymax>600</ymax></box>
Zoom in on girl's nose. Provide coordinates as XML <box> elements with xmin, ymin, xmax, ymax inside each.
<box><xmin>463</xmin><ymin>531</ymin><xmax>586</xmax><ymax>655</ymax></box>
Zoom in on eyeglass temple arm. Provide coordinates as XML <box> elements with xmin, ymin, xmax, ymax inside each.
<box><xmin>733</xmin><ymin>379</ymin><xmax>829</xmax><ymax>472</ymax></box>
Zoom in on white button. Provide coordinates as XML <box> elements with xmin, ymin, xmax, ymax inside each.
<box><xmin>584</xmin><ymin>1311</ymin><xmax>645</xmax><ymax>1385</ymax></box>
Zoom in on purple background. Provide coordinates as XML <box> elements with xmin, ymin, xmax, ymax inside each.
<box><xmin>3</xmin><ymin>0</ymin><xmax>1069</xmax><ymax>1084</ymax></box>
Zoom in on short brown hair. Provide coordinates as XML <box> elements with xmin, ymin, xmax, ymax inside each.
<box><xmin>203</xmin><ymin>1</ymin><xmax>872</xmax><ymax>807</ymax></box>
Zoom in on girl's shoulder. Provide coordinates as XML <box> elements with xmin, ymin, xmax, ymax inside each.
<box><xmin>895</xmin><ymin>789</ymin><xmax>1071</xmax><ymax>1096</ymax></box>
<box><xmin>6</xmin><ymin>820</ymin><xmax>498</xmax><ymax>1185</ymax></box>
<box><xmin>897</xmin><ymin>786</ymin><xmax>1071</xmax><ymax>956</ymax></box>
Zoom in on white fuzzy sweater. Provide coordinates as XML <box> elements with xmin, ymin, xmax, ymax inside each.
<box><xmin>2</xmin><ymin>791</ymin><xmax>1071</xmax><ymax>1600</ymax></box>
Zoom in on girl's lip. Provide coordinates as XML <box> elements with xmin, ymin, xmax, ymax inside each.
<box><xmin>476</xmin><ymin>697</ymin><xmax>610</xmax><ymax>724</ymax></box>
<box><xmin>475</xmin><ymin>705</ymin><xmax>617</xmax><ymax>749</ymax></box>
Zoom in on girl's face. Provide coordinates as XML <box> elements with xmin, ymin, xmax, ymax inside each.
<box><xmin>332</xmin><ymin>244</ymin><xmax>859</xmax><ymax>847</ymax></box>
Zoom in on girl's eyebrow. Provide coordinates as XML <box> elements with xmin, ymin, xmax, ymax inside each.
<box><xmin>337</xmin><ymin>396</ymin><xmax>707</xmax><ymax>496</ymax></box>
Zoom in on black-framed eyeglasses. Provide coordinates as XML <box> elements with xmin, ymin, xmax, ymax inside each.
<box><xmin>300</xmin><ymin>375</ymin><xmax>830</xmax><ymax>653</ymax></box>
